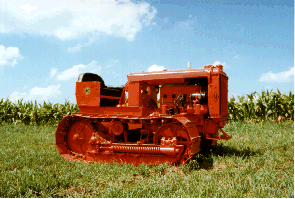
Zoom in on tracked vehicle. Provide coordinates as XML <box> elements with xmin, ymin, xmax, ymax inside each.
<box><xmin>55</xmin><ymin>64</ymin><xmax>231</xmax><ymax>165</ymax></box>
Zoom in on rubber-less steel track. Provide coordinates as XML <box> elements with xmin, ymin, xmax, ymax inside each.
<box><xmin>55</xmin><ymin>115</ymin><xmax>194</xmax><ymax>165</ymax></box>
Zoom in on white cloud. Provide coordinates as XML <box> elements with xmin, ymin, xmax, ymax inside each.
<box><xmin>213</xmin><ymin>61</ymin><xmax>228</xmax><ymax>69</ymax></box>
<box><xmin>163</xmin><ymin>17</ymin><xmax>169</xmax><ymax>23</ymax></box>
<box><xmin>112</xmin><ymin>72</ymin><xmax>120</xmax><ymax>77</ymax></box>
<box><xmin>8</xmin><ymin>84</ymin><xmax>61</xmax><ymax>102</ymax></box>
<box><xmin>28</xmin><ymin>84</ymin><xmax>61</xmax><ymax>100</ymax></box>
<box><xmin>67</xmin><ymin>37</ymin><xmax>95</xmax><ymax>53</ymax></box>
<box><xmin>20</xmin><ymin>3</ymin><xmax>37</xmax><ymax>15</ymax></box>
<box><xmin>175</xmin><ymin>15</ymin><xmax>197</xmax><ymax>30</ymax></box>
<box><xmin>50</xmin><ymin>67</ymin><xmax>58</xmax><ymax>78</ymax></box>
<box><xmin>106</xmin><ymin>59</ymin><xmax>119</xmax><ymax>68</ymax></box>
<box><xmin>105</xmin><ymin>70</ymin><xmax>120</xmax><ymax>78</ymax></box>
<box><xmin>67</xmin><ymin>44</ymin><xmax>82</xmax><ymax>53</ymax></box>
<box><xmin>8</xmin><ymin>92</ymin><xmax>28</xmax><ymax>102</ymax></box>
<box><xmin>148</xmin><ymin>65</ymin><xmax>165</xmax><ymax>72</ymax></box>
<box><xmin>264</xmin><ymin>86</ymin><xmax>272</xmax><ymax>90</ymax></box>
<box><xmin>0</xmin><ymin>0</ymin><xmax>157</xmax><ymax>41</ymax></box>
<box><xmin>259</xmin><ymin>67</ymin><xmax>294</xmax><ymax>82</ymax></box>
<box><xmin>0</xmin><ymin>45</ymin><xmax>23</xmax><ymax>67</ymax></box>
<box><xmin>56</xmin><ymin>60</ymin><xmax>101</xmax><ymax>81</ymax></box>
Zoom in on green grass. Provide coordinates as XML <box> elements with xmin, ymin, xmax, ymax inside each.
<box><xmin>0</xmin><ymin>121</ymin><xmax>293</xmax><ymax>197</ymax></box>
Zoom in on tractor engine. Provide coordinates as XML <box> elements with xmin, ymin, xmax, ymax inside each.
<box><xmin>55</xmin><ymin>64</ymin><xmax>230</xmax><ymax>165</ymax></box>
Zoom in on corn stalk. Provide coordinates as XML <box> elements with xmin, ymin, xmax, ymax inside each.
<box><xmin>228</xmin><ymin>90</ymin><xmax>294</xmax><ymax>122</ymax></box>
<box><xmin>0</xmin><ymin>90</ymin><xmax>293</xmax><ymax>125</ymax></box>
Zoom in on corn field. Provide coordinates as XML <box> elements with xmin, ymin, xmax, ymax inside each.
<box><xmin>0</xmin><ymin>99</ymin><xmax>79</xmax><ymax>125</ymax></box>
<box><xmin>228</xmin><ymin>90</ymin><xmax>294</xmax><ymax>122</ymax></box>
<box><xmin>0</xmin><ymin>90</ymin><xmax>293</xmax><ymax>125</ymax></box>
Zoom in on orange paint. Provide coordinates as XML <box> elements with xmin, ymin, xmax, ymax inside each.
<box><xmin>55</xmin><ymin>64</ymin><xmax>230</xmax><ymax>165</ymax></box>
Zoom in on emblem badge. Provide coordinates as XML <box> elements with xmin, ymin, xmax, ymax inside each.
<box><xmin>85</xmin><ymin>87</ymin><xmax>90</xmax><ymax>95</ymax></box>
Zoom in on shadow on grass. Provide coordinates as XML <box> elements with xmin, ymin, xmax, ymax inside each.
<box><xmin>185</xmin><ymin>143</ymin><xmax>262</xmax><ymax>171</ymax></box>
<box><xmin>209</xmin><ymin>143</ymin><xmax>261</xmax><ymax>158</ymax></box>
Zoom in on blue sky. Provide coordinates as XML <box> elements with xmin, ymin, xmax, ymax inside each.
<box><xmin>0</xmin><ymin>0</ymin><xmax>293</xmax><ymax>104</ymax></box>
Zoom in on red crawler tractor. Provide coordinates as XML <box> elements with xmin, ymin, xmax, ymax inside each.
<box><xmin>55</xmin><ymin>64</ymin><xmax>231</xmax><ymax>165</ymax></box>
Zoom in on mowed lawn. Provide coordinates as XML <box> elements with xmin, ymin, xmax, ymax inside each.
<box><xmin>0</xmin><ymin>121</ymin><xmax>293</xmax><ymax>197</ymax></box>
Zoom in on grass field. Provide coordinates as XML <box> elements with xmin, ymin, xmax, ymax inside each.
<box><xmin>0</xmin><ymin>121</ymin><xmax>293</xmax><ymax>197</ymax></box>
